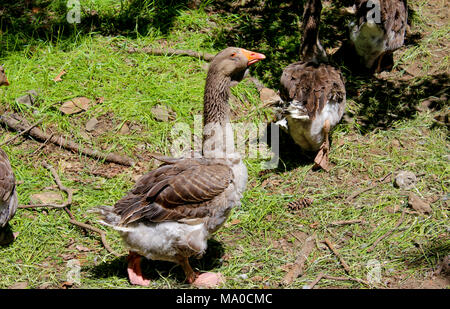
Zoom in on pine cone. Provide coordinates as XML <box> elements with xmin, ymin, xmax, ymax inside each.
<box><xmin>287</xmin><ymin>198</ymin><xmax>313</xmax><ymax>211</ymax></box>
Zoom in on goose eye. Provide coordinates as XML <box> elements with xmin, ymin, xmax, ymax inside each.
<box><xmin>230</xmin><ymin>53</ymin><xmax>236</xmax><ymax>57</ymax></box>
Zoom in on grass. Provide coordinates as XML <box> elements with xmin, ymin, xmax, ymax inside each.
<box><xmin>0</xmin><ymin>0</ymin><xmax>448</xmax><ymax>289</ymax></box>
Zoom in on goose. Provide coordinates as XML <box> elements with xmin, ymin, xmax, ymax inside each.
<box><xmin>349</xmin><ymin>0</ymin><xmax>408</xmax><ymax>73</ymax></box>
<box><xmin>93</xmin><ymin>47</ymin><xmax>265</xmax><ymax>287</ymax></box>
<box><xmin>276</xmin><ymin>0</ymin><xmax>346</xmax><ymax>171</ymax></box>
<box><xmin>0</xmin><ymin>66</ymin><xmax>17</xmax><ymax>246</ymax></box>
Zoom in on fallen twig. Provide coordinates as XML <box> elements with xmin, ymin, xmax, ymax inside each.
<box><xmin>322</xmin><ymin>238</ymin><xmax>351</xmax><ymax>274</ymax></box>
<box><xmin>345</xmin><ymin>172</ymin><xmax>392</xmax><ymax>203</ymax></box>
<box><xmin>321</xmin><ymin>274</ymin><xmax>369</xmax><ymax>286</ymax></box>
<box><xmin>0</xmin><ymin>113</ymin><xmax>134</xmax><ymax>166</ymax></box>
<box><xmin>307</xmin><ymin>272</ymin><xmax>325</xmax><ymax>289</ymax></box>
<box><xmin>0</xmin><ymin>119</ymin><xmax>43</xmax><ymax>147</ymax></box>
<box><xmin>19</xmin><ymin>161</ymin><xmax>119</xmax><ymax>257</ymax></box>
<box><xmin>308</xmin><ymin>273</ymin><xmax>370</xmax><ymax>289</ymax></box>
<box><xmin>367</xmin><ymin>209</ymin><xmax>406</xmax><ymax>253</ymax></box>
<box><xmin>31</xmin><ymin>133</ymin><xmax>54</xmax><ymax>155</ymax></box>
<box><xmin>282</xmin><ymin>234</ymin><xmax>316</xmax><ymax>285</ymax></box>
<box><xmin>68</xmin><ymin>219</ymin><xmax>120</xmax><ymax>257</ymax></box>
<box><xmin>329</xmin><ymin>219</ymin><xmax>366</xmax><ymax>226</ymax></box>
<box><xmin>127</xmin><ymin>46</ymin><xmax>215</xmax><ymax>61</ymax></box>
<box><xmin>19</xmin><ymin>161</ymin><xmax>73</xmax><ymax>210</ymax></box>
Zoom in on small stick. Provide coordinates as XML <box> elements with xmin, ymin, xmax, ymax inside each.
<box><xmin>53</xmin><ymin>69</ymin><xmax>66</xmax><ymax>82</ymax></box>
<box><xmin>322</xmin><ymin>274</ymin><xmax>370</xmax><ymax>286</ymax></box>
<box><xmin>19</xmin><ymin>161</ymin><xmax>73</xmax><ymax>210</ymax></box>
<box><xmin>0</xmin><ymin>119</ymin><xmax>43</xmax><ymax>146</ymax></box>
<box><xmin>307</xmin><ymin>272</ymin><xmax>324</xmax><ymax>289</ymax></box>
<box><xmin>329</xmin><ymin>219</ymin><xmax>366</xmax><ymax>226</ymax></box>
<box><xmin>68</xmin><ymin>219</ymin><xmax>120</xmax><ymax>257</ymax></box>
<box><xmin>127</xmin><ymin>47</ymin><xmax>215</xmax><ymax>61</ymax></box>
<box><xmin>322</xmin><ymin>238</ymin><xmax>351</xmax><ymax>274</ymax></box>
<box><xmin>308</xmin><ymin>273</ymin><xmax>370</xmax><ymax>289</ymax></box>
<box><xmin>367</xmin><ymin>209</ymin><xmax>406</xmax><ymax>253</ymax></box>
<box><xmin>282</xmin><ymin>235</ymin><xmax>316</xmax><ymax>285</ymax></box>
<box><xmin>31</xmin><ymin>133</ymin><xmax>54</xmax><ymax>155</ymax></box>
<box><xmin>345</xmin><ymin>172</ymin><xmax>392</xmax><ymax>203</ymax></box>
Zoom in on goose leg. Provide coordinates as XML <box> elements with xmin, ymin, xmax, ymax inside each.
<box><xmin>127</xmin><ymin>251</ymin><xmax>150</xmax><ymax>286</ymax></box>
<box><xmin>177</xmin><ymin>255</ymin><xmax>225</xmax><ymax>288</ymax></box>
<box><xmin>375</xmin><ymin>53</ymin><xmax>384</xmax><ymax>73</ymax></box>
<box><xmin>313</xmin><ymin>119</ymin><xmax>331</xmax><ymax>172</ymax></box>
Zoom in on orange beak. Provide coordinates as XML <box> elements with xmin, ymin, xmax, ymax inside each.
<box><xmin>240</xmin><ymin>48</ymin><xmax>266</xmax><ymax>66</ymax></box>
<box><xmin>3</xmin><ymin>76</ymin><xmax>10</xmax><ymax>86</ymax></box>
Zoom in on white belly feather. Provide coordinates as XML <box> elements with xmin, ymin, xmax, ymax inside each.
<box><xmin>350</xmin><ymin>20</ymin><xmax>386</xmax><ymax>68</ymax></box>
<box><xmin>118</xmin><ymin>221</ymin><xmax>208</xmax><ymax>262</ymax></box>
<box><xmin>284</xmin><ymin>100</ymin><xmax>343</xmax><ymax>151</ymax></box>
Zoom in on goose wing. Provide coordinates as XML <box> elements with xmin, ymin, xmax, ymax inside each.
<box><xmin>0</xmin><ymin>149</ymin><xmax>16</xmax><ymax>226</ymax></box>
<box><xmin>280</xmin><ymin>62</ymin><xmax>346</xmax><ymax>120</ymax></box>
<box><xmin>114</xmin><ymin>158</ymin><xmax>233</xmax><ymax>225</ymax></box>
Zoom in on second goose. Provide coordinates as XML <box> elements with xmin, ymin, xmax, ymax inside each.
<box><xmin>276</xmin><ymin>0</ymin><xmax>346</xmax><ymax>171</ymax></box>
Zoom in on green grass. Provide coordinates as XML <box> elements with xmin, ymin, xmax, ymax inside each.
<box><xmin>0</xmin><ymin>0</ymin><xmax>448</xmax><ymax>289</ymax></box>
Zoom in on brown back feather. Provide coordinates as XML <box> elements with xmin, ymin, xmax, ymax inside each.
<box><xmin>0</xmin><ymin>149</ymin><xmax>15</xmax><ymax>203</ymax></box>
<box><xmin>114</xmin><ymin>158</ymin><xmax>233</xmax><ymax>225</ymax></box>
<box><xmin>280</xmin><ymin>61</ymin><xmax>346</xmax><ymax>119</ymax></box>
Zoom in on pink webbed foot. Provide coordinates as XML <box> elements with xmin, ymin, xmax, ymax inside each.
<box><xmin>127</xmin><ymin>251</ymin><xmax>150</xmax><ymax>286</ymax></box>
<box><xmin>192</xmin><ymin>272</ymin><xmax>225</xmax><ymax>288</ymax></box>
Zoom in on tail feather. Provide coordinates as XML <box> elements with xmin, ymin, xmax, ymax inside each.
<box><xmin>89</xmin><ymin>205</ymin><xmax>121</xmax><ymax>226</ymax></box>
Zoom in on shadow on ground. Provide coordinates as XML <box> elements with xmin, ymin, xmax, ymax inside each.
<box><xmin>0</xmin><ymin>0</ymin><xmax>191</xmax><ymax>55</ymax></box>
<box><xmin>88</xmin><ymin>238</ymin><xmax>225</xmax><ymax>285</ymax></box>
<box><xmin>345</xmin><ymin>73</ymin><xmax>449</xmax><ymax>133</ymax></box>
<box><xmin>400</xmin><ymin>237</ymin><xmax>450</xmax><ymax>271</ymax></box>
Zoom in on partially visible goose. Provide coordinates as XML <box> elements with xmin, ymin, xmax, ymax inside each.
<box><xmin>0</xmin><ymin>66</ymin><xmax>17</xmax><ymax>246</ymax></box>
<box><xmin>349</xmin><ymin>0</ymin><xmax>408</xmax><ymax>73</ymax></box>
<box><xmin>276</xmin><ymin>0</ymin><xmax>346</xmax><ymax>171</ymax></box>
<box><xmin>93</xmin><ymin>47</ymin><xmax>265</xmax><ymax>287</ymax></box>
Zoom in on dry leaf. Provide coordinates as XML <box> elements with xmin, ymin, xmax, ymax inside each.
<box><xmin>8</xmin><ymin>282</ymin><xmax>28</xmax><ymax>289</ymax></box>
<box><xmin>30</xmin><ymin>192</ymin><xmax>63</xmax><ymax>204</ymax></box>
<box><xmin>408</xmin><ymin>192</ymin><xmax>432</xmax><ymax>214</ymax></box>
<box><xmin>75</xmin><ymin>245</ymin><xmax>91</xmax><ymax>252</ymax></box>
<box><xmin>119</xmin><ymin>123</ymin><xmax>130</xmax><ymax>135</ymax></box>
<box><xmin>59</xmin><ymin>97</ymin><xmax>91</xmax><ymax>115</ymax></box>
<box><xmin>225</xmin><ymin>218</ymin><xmax>241</xmax><ymax>227</ymax></box>
<box><xmin>85</xmin><ymin>117</ymin><xmax>99</xmax><ymax>132</ymax></box>
<box><xmin>151</xmin><ymin>104</ymin><xmax>176</xmax><ymax>122</ymax></box>
<box><xmin>61</xmin><ymin>281</ymin><xmax>74</xmax><ymax>289</ymax></box>
<box><xmin>53</xmin><ymin>70</ymin><xmax>66</xmax><ymax>82</ymax></box>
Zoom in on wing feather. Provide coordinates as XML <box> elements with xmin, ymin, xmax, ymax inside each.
<box><xmin>280</xmin><ymin>61</ymin><xmax>346</xmax><ymax>119</ymax></box>
<box><xmin>114</xmin><ymin>158</ymin><xmax>233</xmax><ymax>225</ymax></box>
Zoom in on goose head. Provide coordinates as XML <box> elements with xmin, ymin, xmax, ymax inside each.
<box><xmin>0</xmin><ymin>66</ymin><xmax>9</xmax><ymax>86</ymax></box>
<box><xmin>208</xmin><ymin>47</ymin><xmax>265</xmax><ymax>83</ymax></box>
